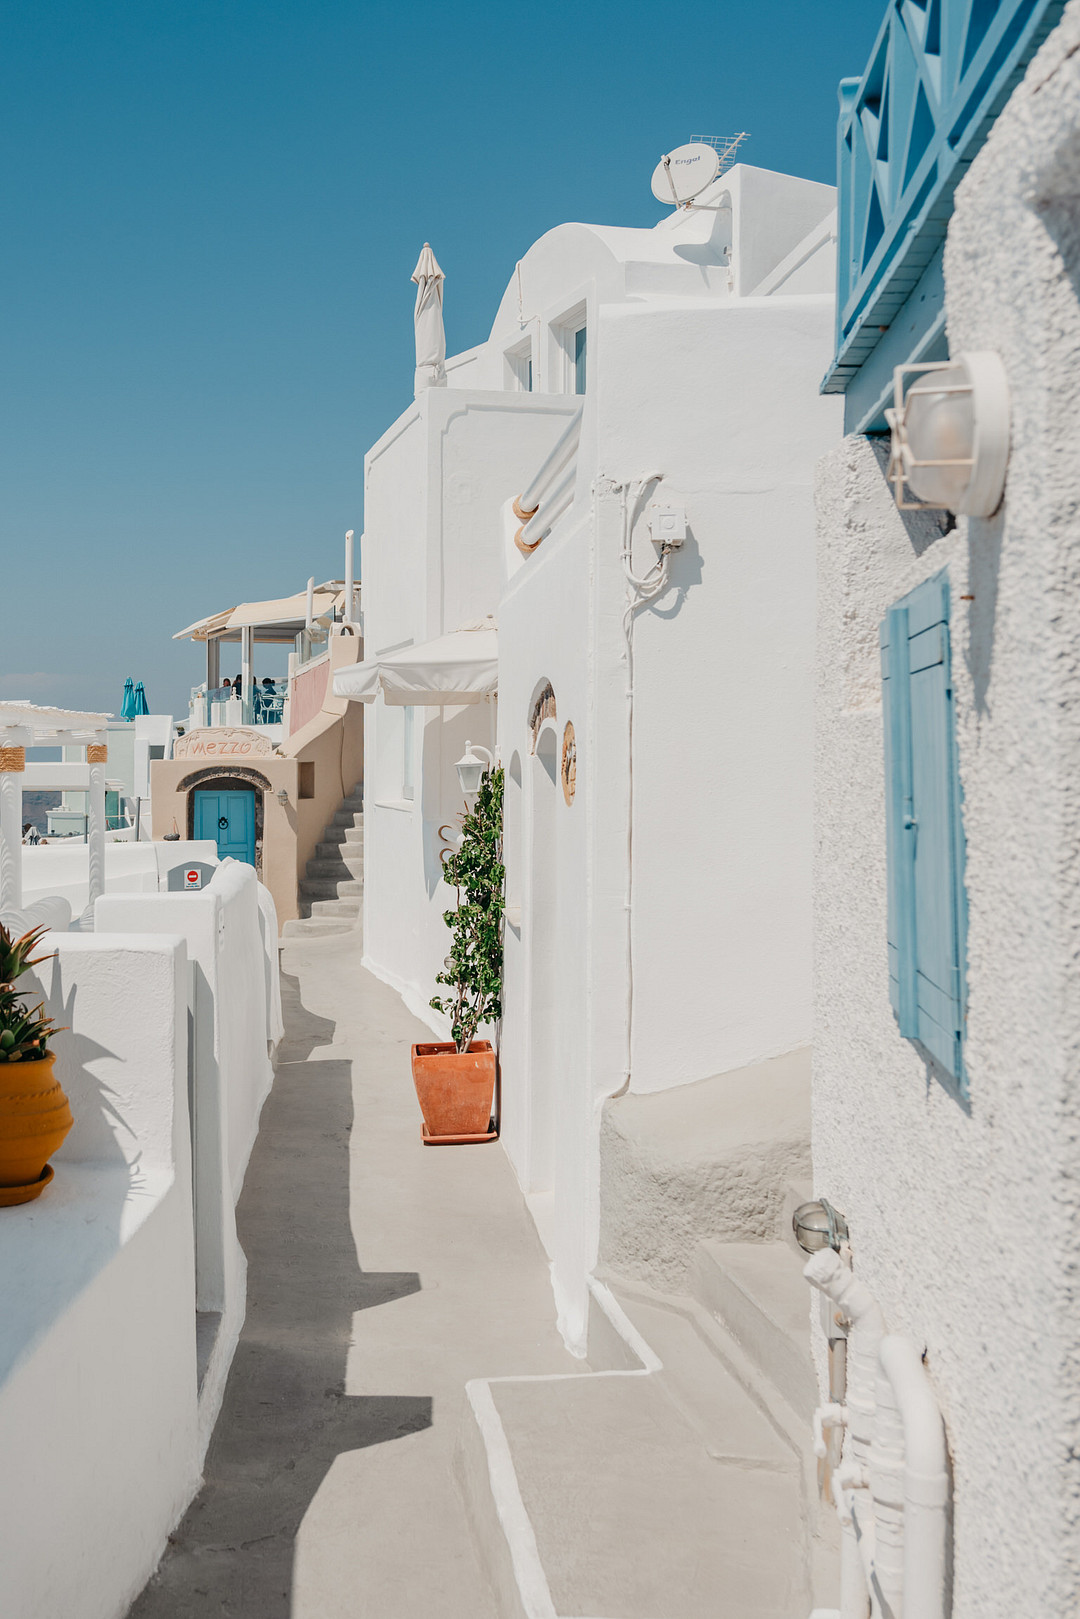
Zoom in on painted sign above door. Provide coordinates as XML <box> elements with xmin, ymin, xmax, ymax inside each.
<box><xmin>173</xmin><ymin>727</ymin><xmax>274</xmax><ymax>760</ymax></box>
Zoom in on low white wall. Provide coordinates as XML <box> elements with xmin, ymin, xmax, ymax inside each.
<box><xmin>0</xmin><ymin>933</ymin><xmax>199</xmax><ymax>1619</ymax></box>
<box><xmin>20</xmin><ymin>839</ymin><xmax>218</xmax><ymax>915</ymax></box>
<box><xmin>96</xmin><ymin>859</ymin><xmax>275</xmax><ymax>1450</ymax></box>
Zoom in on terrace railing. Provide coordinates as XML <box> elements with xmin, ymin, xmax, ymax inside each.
<box><xmin>825</xmin><ymin>0</ymin><xmax>1065</xmax><ymax>428</ymax></box>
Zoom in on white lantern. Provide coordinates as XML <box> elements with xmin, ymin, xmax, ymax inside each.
<box><xmin>886</xmin><ymin>351</ymin><xmax>1010</xmax><ymax>516</ymax></box>
<box><xmin>454</xmin><ymin>740</ymin><xmax>494</xmax><ymax>798</ymax></box>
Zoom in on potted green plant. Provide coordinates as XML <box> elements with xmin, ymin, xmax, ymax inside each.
<box><xmin>412</xmin><ymin>766</ymin><xmax>504</xmax><ymax>1144</ymax></box>
<box><xmin>0</xmin><ymin>923</ymin><xmax>71</xmax><ymax>1205</ymax></box>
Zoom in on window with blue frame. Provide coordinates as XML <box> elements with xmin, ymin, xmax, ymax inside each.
<box><xmin>880</xmin><ymin>570</ymin><xmax>968</xmax><ymax>1093</ymax></box>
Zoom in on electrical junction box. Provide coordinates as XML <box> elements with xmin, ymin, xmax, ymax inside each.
<box><xmin>648</xmin><ymin>502</ymin><xmax>687</xmax><ymax>546</ymax></box>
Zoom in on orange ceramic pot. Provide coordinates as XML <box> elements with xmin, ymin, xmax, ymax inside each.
<box><xmin>411</xmin><ymin>1041</ymin><xmax>497</xmax><ymax>1142</ymax></box>
<box><xmin>0</xmin><ymin>1050</ymin><xmax>73</xmax><ymax>1196</ymax></box>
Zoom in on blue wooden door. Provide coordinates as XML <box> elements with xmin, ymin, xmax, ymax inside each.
<box><xmin>193</xmin><ymin>788</ymin><xmax>256</xmax><ymax>865</ymax></box>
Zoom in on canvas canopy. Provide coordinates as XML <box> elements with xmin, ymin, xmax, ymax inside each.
<box><xmin>334</xmin><ymin>625</ymin><xmax>497</xmax><ymax>706</ymax></box>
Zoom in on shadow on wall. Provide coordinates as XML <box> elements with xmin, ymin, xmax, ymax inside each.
<box><xmin>128</xmin><ymin>981</ymin><xmax>428</xmax><ymax>1619</ymax></box>
<box><xmin>0</xmin><ymin>971</ymin><xmax>140</xmax><ymax>1386</ymax></box>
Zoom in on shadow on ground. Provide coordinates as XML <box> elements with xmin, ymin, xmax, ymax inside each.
<box><xmin>128</xmin><ymin>990</ymin><xmax>428</xmax><ymax>1618</ymax></box>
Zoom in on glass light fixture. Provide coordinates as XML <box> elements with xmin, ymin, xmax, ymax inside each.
<box><xmin>454</xmin><ymin>741</ymin><xmax>494</xmax><ymax>798</ymax></box>
<box><xmin>276</xmin><ymin>787</ymin><xmax>289</xmax><ymax>806</ymax></box>
<box><xmin>886</xmin><ymin>351</ymin><xmax>1010</xmax><ymax>516</ymax></box>
<box><xmin>792</xmin><ymin>1198</ymin><xmax>849</xmax><ymax>1255</ymax></box>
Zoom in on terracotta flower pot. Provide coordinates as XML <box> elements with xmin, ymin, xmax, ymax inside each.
<box><xmin>411</xmin><ymin>1041</ymin><xmax>497</xmax><ymax>1144</ymax></box>
<box><xmin>0</xmin><ymin>1050</ymin><xmax>73</xmax><ymax>1203</ymax></box>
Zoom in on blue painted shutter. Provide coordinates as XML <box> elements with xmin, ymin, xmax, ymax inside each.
<box><xmin>880</xmin><ymin>572</ymin><xmax>967</xmax><ymax>1089</ymax></box>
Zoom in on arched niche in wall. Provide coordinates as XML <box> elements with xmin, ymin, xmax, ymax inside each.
<box><xmin>527</xmin><ymin>679</ymin><xmax>556</xmax><ymax>754</ymax></box>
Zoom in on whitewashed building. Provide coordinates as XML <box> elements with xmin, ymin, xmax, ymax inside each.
<box><xmin>340</xmin><ymin>157</ymin><xmax>849</xmax><ymax>1612</ymax></box>
<box><xmin>810</xmin><ymin>1</ymin><xmax>1080</xmax><ymax>1614</ymax></box>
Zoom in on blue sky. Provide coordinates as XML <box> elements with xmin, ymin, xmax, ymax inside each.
<box><xmin>1</xmin><ymin>0</ymin><xmax>881</xmax><ymax>720</ymax></box>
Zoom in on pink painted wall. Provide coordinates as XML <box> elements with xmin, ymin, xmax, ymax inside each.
<box><xmin>289</xmin><ymin>658</ymin><xmax>330</xmax><ymax>736</ymax></box>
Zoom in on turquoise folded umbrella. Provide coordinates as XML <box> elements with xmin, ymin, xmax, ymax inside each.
<box><xmin>133</xmin><ymin>681</ymin><xmax>150</xmax><ymax>716</ymax></box>
<box><xmin>120</xmin><ymin>677</ymin><xmax>136</xmax><ymax>720</ymax></box>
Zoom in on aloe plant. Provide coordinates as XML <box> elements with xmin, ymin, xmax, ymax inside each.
<box><xmin>0</xmin><ymin>924</ymin><xmax>59</xmax><ymax>1062</ymax></box>
<box><xmin>0</xmin><ymin>922</ymin><xmax>52</xmax><ymax>992</ymax></box>
<box><xmin>431</xmin><ymin>767</ymin><xmax>505</xmax><ymax>1054</ymax></box>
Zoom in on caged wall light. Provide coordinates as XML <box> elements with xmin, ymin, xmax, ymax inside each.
<box><xmin>885</xmin><ymin>351</ymin><xmax>1010</xmax><ymax>517</ymax></box>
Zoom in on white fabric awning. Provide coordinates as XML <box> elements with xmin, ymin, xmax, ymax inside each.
<box><xmin>334</xmin><ymin>624</ymin><xmax>497</xmax><ymax>706</ymax></box>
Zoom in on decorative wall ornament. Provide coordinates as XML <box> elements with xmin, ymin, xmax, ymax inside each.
<box><xmin>86</xmin><ymin>745</ymin><xmax>108</xmax><ymax>764</ymax></box>
<box><xmin>173</xmin><ymin>727</ymin><xmax>274</xmax><ymax>760</ymax></box>
<box><xmin>561</xmin><ymin>722</ymin><xmax>577</xmax><ymax>806</ymax></box>
<box><xmin>528</xmin><ymin>681</ymin><xmax>556</xmax><ymax>752</ymax></box>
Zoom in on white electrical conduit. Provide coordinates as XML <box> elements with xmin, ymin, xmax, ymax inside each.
<box><xmin>515</xmin><ymin>408</ymin><xmax>583</xmax><ymax>518</ymax></box>
<box><xmin>879</xmin><ymin>1335</ymin><xmax>948</xmax><ymax>1619</ymax></box>
<box><xmin>805</xmin><ymin>1250</ymin><xmax>948</xmax><ymax>1619</ymax></box>
<box><xmin>806</xmin><ymin>1248</ymin><xmax>884</xmax><ymax>1619</ymax></box>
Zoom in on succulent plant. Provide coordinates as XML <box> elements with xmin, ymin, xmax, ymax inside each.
<box><xmin>0</xmin><ymin>922</ymin><xmax>53</xmax><ymax>993</ymax></box>
<box><xmin>0</xmin><ymin>924</ymin><xmax>60</xmax><ymax>1062</ymax></box>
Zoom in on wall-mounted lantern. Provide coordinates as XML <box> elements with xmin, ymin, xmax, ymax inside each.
<box><xmin>276</xmin><ymin>787</ymin><xmax>289</xmax><ymax>807</ymax></box>
<box><xmin>792</xmin><ymin>1198</ymin><xmax>850</xmax><ymax>1255</ymax></box>
<box><xmin>454</xmin><ymin>741</ymin><xmax>494</xmax><ymax>799</ymax></box>
<box><xmin>886</xmin><ymin>351</ymin><xmax>1010</xmax><ymax>516</ymax></box>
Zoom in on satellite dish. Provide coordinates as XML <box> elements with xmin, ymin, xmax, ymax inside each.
<box><xmin>651</xmin><ymin>142</ymin><xmax>721</xmax><ymax>207</ymax></box>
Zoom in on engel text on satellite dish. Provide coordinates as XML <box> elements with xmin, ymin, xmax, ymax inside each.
<box><xmin>651</xmin><ymin>144</ymin><xmax>720</xmax><ymax>206</ymax></box>
<box><xmin>650</xmin><ymin>135</ymin><xmax>750</xmax><ymax>207</ymax></box>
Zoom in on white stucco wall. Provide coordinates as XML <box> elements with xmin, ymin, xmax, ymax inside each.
<box><xmin>20</xmin><ymin>837</ymin><xmax>218</xmax><ymax>915</ymax></box>
<box><xmin>0</xmin><ymin>934</ymin><xmax>198</xmax><ymax>1619</ymax></box>
<box><xmin>96</xmin><ymin>859</ymin><xmax>275</xmax><ymax>1449</ymax></box>
<box><xmin>360</xmin><ymin>390</ymin><xmax>578</xmax><ymax>1029</ymax></box>
<box><xmin>359</xmin><ymin>162</ymin><xmax>840</xmax><ymax>1348</ymax></box>
<box><xmin>812</xmin><ymin>11</ymin><xmax>1080</xmax><ymax>1614</ymax></box>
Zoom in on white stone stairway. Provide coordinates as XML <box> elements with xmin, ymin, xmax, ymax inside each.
<box><xmin>457</xmin><ymin>1055</ymin><xmax>838</xmax><ymax>1618</ymax></box>
<box><xmin>281</xmin><ymin>785</ymin><xmax>363</xmax><ymax>940</ymax></box>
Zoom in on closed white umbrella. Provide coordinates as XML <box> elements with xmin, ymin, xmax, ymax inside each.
<box><xmin>412</xmin><ymin>242</ymin><xmax>446</xmax><ymax>396</ymax></box>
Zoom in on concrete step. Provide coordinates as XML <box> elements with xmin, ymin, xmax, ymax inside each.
<box><xmin>280</xmin><ymin>915</ymin><xmax>356</xmax><ymax>938</ymax></box>
<box><xmin>460</xmin><ymin>1286</ymin><xmax>810</xmax><ymax>1619</ymax></box>
<box><xmin>331</xmin><ymin>808</ymin><xmax>364</xmax><ymax>828</ymax></box>
<box><xmin>308</xmin><ymin>897</ymin><xmax>361</xmax><ymax>918</ymax></box>
<box><xmin>690</xmin><ymin>1239</ymin><xmax>816</xmax><ymax>1423</ymax></box>
<box><xmin>299</xmin><ymin>876</ymin><xmax>363</xmax><ymax>901</ymax></box>
<box><xmin>305</xmin><ymin>855</ymin><xmax>364</xmax><ymax>881</ymax></box>
<box><xmin>317</xmin><ymin>832</ymin><xmax>363</xmax><ymax>855</ymax></box>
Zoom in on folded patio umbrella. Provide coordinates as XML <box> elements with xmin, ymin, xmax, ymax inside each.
<box><xmin>412</xmin><ymin>242</ymin><xmax>446</xmax><ymax>397</ymax></box>
<box><xmin>120</xmin><ymin>677</ymin><xmax>136</xmax><ymax>721</ymax></box>
<box><xmin>133</xmin><ymin>681</ymin><xmax>150</xmax><ymax>716</ymax></box>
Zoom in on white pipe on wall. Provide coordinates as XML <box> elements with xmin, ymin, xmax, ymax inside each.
<box><xmin>805</xmin><ymin>1248</ymin><xmax>885</xmax><ymax>1619</ymax></box>
<box><xmin>344</xmin><ymin>531</ymin><xmax>355</xmax><ymax>626</ymax></box>
<box><xmin>879</xmin><ymin>1335</ymin><xmax>948</xmax><ymax>1619</ymax></box>
<box><xmin>805</xmin><ymin>1251</ymin><xmax>949</xmax><ymax>1619</ymax></box>
<box><xmin>518</xmin><ymin>408</ymin><xmax>582</xmax><ymax>515</ymax></box>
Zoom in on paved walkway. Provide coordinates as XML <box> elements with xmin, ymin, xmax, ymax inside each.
<box><xmin>130</xmin><ymin>927</ymin><xmax>575</xmax><ymax>1617</ymax></box>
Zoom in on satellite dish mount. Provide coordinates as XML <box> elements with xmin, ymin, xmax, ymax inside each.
<box><xmin>651</xmin><ymin>135</ymin><xmax>749</xmax><ymax>211</ymax></box>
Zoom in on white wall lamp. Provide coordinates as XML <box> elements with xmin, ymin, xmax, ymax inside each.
<box><xmin>454</xmin><ymin>741</ymin><xmax>494</xmax><ymax>799</ymax></box>
<box><xmin>885</xmin><ymin>351</ymin><xmax>1010</xmax><ymax>516</ymax></box>
<box><xmin>276</xmin><ymin>787</ymin><xmax>289</xmax><ymax>806</ymax></box>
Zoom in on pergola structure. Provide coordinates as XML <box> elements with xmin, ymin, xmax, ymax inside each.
<box><xmin>0</xmin><ymin>702</ymin><xmax>113</xmax><ymax>918</ymax></box>
<box><xmin>174</xmin><ymin>582</ymin><xmax>350</xmax><ymax>726</ymax></box>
